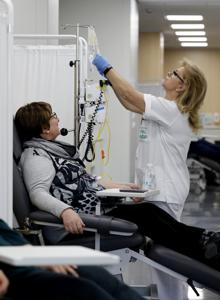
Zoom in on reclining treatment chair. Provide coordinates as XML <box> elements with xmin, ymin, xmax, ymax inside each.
<box><xmin>13</xmin><ymin>120</ymin><xmax>144</xmax><ymax>251</ymax></box>
<box><xmin>13</xmin><ymin>119</ymin><xmax>148</xmax><ymax>295</ymax></box>
<box><xmin>187</xmin><ymin>139</ymin><xmax>220</xmax><ymax>194</ymax></box>
<box><xmin>13</xmin><ymin>120</ymin><xmax>220</xmax><ymax>298</ymax></box>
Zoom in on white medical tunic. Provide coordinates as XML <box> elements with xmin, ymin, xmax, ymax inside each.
<box><xmin>135</xmin><ymin>94</ymin><xmax>193</xmax><ymax>220</ymax></box>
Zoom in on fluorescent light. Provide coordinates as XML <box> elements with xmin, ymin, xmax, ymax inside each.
<box><xmin>166</xmin><ymin>15</ymin><xmax>203</xmax><ymax>21</ymax></box>
<box><xmin>175</xmin><ymin>31</ymin><xmax>206</xmax><ymax>36</ymax></box>
<box><xmin>178</xmin><ymin>37</ymin><xmax>207</xmax><ymax>42</ymax></box>
<box><xmin>171</xmin><ymin>24</ymin><xmax>205</xmax><ymax>29</ymax></box>
<box><xmin>181</xmin><ymin>42</ymin><xmax>208</xmax><ymax>47</ymax></box>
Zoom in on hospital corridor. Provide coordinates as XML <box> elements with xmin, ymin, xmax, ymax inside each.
<box><xmin>1</xmin><ymin>0</ymin><xmax>220</xmax><ymax>299</ymax></box>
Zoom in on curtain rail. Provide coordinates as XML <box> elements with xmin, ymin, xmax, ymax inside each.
<box><xmin>14</xmin><ymin>34</ymin><xmax>78</xmax><ymax>40</ymax></box>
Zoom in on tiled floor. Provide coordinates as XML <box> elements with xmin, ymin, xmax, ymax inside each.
<box><xmin>182</xmin><ymin>185</ymin><xmax>220</xmax><ymax>300</ymax></box>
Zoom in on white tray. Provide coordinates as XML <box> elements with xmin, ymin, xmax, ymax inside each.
<box><xmin>96</xmin><ymin>188</ymin><xmax>159</xmax><ymax>198</ymax></box>
<box><xmin>0</xmin><ymin>245</ymin><xmax>120</xmax><ymax>266</ymax></box>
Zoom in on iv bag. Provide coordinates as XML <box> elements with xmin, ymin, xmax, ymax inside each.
<box><xmin>88</xmin><ymin>26</ymin><xmax>100</xmax><ymax>72</ymax></box>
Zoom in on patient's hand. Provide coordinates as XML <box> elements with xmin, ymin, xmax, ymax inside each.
<box><xmin>61</xmin><ymin>208</ymin><xmax>85</xmax><ymax>235</ymax></box>
<box><xmin>100</xmin><ymin>179</ymin><xmax>140</xmax><ymax>190</ymax></box>
<box><xmin>132</xmin><ymin>197</ymin><xmax>144</xmax><ymax>203</ymax></box>
<box><xmin>0</xmin><ymin>270</ymin><xmax>9</xmax><ymax>296</ymax></box>
<box><xmin>44</xmin><ymin>265</ymin><xmax>79</xmax><ymax>277</ymax></box>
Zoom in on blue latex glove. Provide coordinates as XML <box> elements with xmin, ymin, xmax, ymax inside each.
<box><xmin>92</xmin><ymin>54</ymin><xmax>112</xmax><ymax>76</ymax></box>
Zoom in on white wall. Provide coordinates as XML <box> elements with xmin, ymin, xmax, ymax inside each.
<box><xmin>12</xmin><ymin>0</ymin><xmax>59</xmax><ymax>45</ymax></box>
<box><xmin>59</xmin><ymin>0</ymin><xmax>139</xmax><ymax>181</ymax></box>
<box><xmin>129</xmin><ymin>0</ymin><xmax>140</xmax><ymax>181</ymax></box>
<box><xmin>13</xmin><ymin>0</ymin><xmax>59</xmax><ymax>34</ymax></box>
<box><xmin>0</xmin><ymin>0</ymin><xmax>13</xmax><ymax>225</ymax></box>
<box><xmin>11</xmin><ymin>0</ymin><xmax>139</xmax><ymax>184</ymax></box>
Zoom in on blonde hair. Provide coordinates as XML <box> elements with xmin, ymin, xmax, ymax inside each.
<box><xmin>176</xmin><ymin>59</ymin><xmax>207</xmax><ymax>132</ymax></box>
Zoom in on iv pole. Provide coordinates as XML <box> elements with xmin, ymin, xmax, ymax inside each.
<box><xmin>64</xmin><ymin>24</ymin><xmax>90</xmax><ymax>147</ymax></box>
<box><xmin>74</xmin><ymin>23</ymin><xmax>80</xmax><ymax>147</ymax></box>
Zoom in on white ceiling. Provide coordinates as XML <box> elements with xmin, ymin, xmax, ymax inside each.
<box><xmin>138</xmin><ymin>0</ymin><xmax>220</xmax><ymax>49</ymax></box>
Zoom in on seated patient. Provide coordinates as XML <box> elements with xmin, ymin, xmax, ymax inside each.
<box><xmin>0</xmin><ymin>219</ymin><xmax>144</xmax><ymax>300</ymax></box>
<box><xmin>15</xmin><ymin>101</ymin><xmax>220</xmax><ymax>271</ymax></box>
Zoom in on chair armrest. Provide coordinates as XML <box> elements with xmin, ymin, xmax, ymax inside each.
<box><xmin>29</xmin><ymin>211</ymin><xmax>62</xmax><ymax>225</ymax></box>
<box><xmin>29</xmin><ymin>210</ymin><xmax>138</xmax><ymax>236</ymax></box>
<box><xmin>80</xmin><ymin>213</ymin><xmax>138</xmax><ymax>235</ymax></box>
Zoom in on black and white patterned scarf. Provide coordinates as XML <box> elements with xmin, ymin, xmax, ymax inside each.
<box><xmin>24</xmin><ymin>138</ymin><xmax>104</xmax><ymax>214</ymax></box>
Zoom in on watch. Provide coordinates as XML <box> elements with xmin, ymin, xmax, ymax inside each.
<box><xmin>103</xmin><ymin>66</ymin><xmax>113</xmax><ymax>76</ymax></box>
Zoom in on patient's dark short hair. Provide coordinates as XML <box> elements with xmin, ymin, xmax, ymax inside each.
<box><xmin>15</xmin><ymin>101</ymin><xmax>52</xmax><ymax>142</ymax></box>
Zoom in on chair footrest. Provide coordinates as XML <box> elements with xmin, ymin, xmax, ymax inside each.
<box><xmin>146</xmin><ymin>244</ymin><xmax>220</xmax><ymax>293</ymax></box>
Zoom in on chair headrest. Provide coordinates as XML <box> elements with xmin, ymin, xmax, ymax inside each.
<box><xmin>13</xmin><ymin>119</ymin><xmax>22</xmax><ymax>163</ymax></box>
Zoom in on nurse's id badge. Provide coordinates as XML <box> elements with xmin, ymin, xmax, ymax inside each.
<box><xmin>139</xmin><ymin>125</ymin><xmax>149</xmax><ymax>142</ymax></box>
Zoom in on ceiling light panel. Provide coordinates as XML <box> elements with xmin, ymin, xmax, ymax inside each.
<box><xmin>178</xmin><ymin>37</ymin><xmax>207</xmax><ymax>42</ymax></box>
<box><xmin>181</xmin><ymin>42</ymin><xmax>208</xmax><ymax>47</ymax></box>
<box><xmin>171</xmin><ymin>24</ymin><xmax>205</xmax><ymax>29</ymax></box>
<box><xmin>175</xmin><ymin>31</ymin><xmax>206</xmax><ymax>36</ymax></box>
<box><xmin>166</xmin><ymin>15</ymin><xmax>203</xmax><ymax>21</ymax></box>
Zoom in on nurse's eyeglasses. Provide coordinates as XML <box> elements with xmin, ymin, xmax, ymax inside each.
<box><xmin>167</xmin><ymin>70</ymin><xmax>185</xmax><ymax>83</ymax></box>
<box><xmin>50</xmin><ymin>112</ymin><xmax>58</xmax><ymax>119</ymax></box>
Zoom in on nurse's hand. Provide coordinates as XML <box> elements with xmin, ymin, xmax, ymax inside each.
<box><xmin>99</xmin><ymin>179</ymin><xmax>140</xmax><ymax>190</ymax></box>
<box><xmin>92</xmin><ymin>54</ymin><xmax>112</xmax><ymax>76</ymax></box>
<box><xmin>61</xmin><ymin>208</ymin><xmax>85</xmax><ymax>235</ymax></box>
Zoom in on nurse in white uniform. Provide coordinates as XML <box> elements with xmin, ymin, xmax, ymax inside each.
<box><xmin>136</xmin><ymin>92</ymin><xmax>192</xmax><ymax>220</ymax></box>
<box><xmin>93</xmin><ymin>54</ymin><xmax>207</xmax><ymax>300</ymax></box>
<box><xmin>135</xmin><ymin>92</ymin><xmax>193</xmax><ymax>300</ymax></box>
